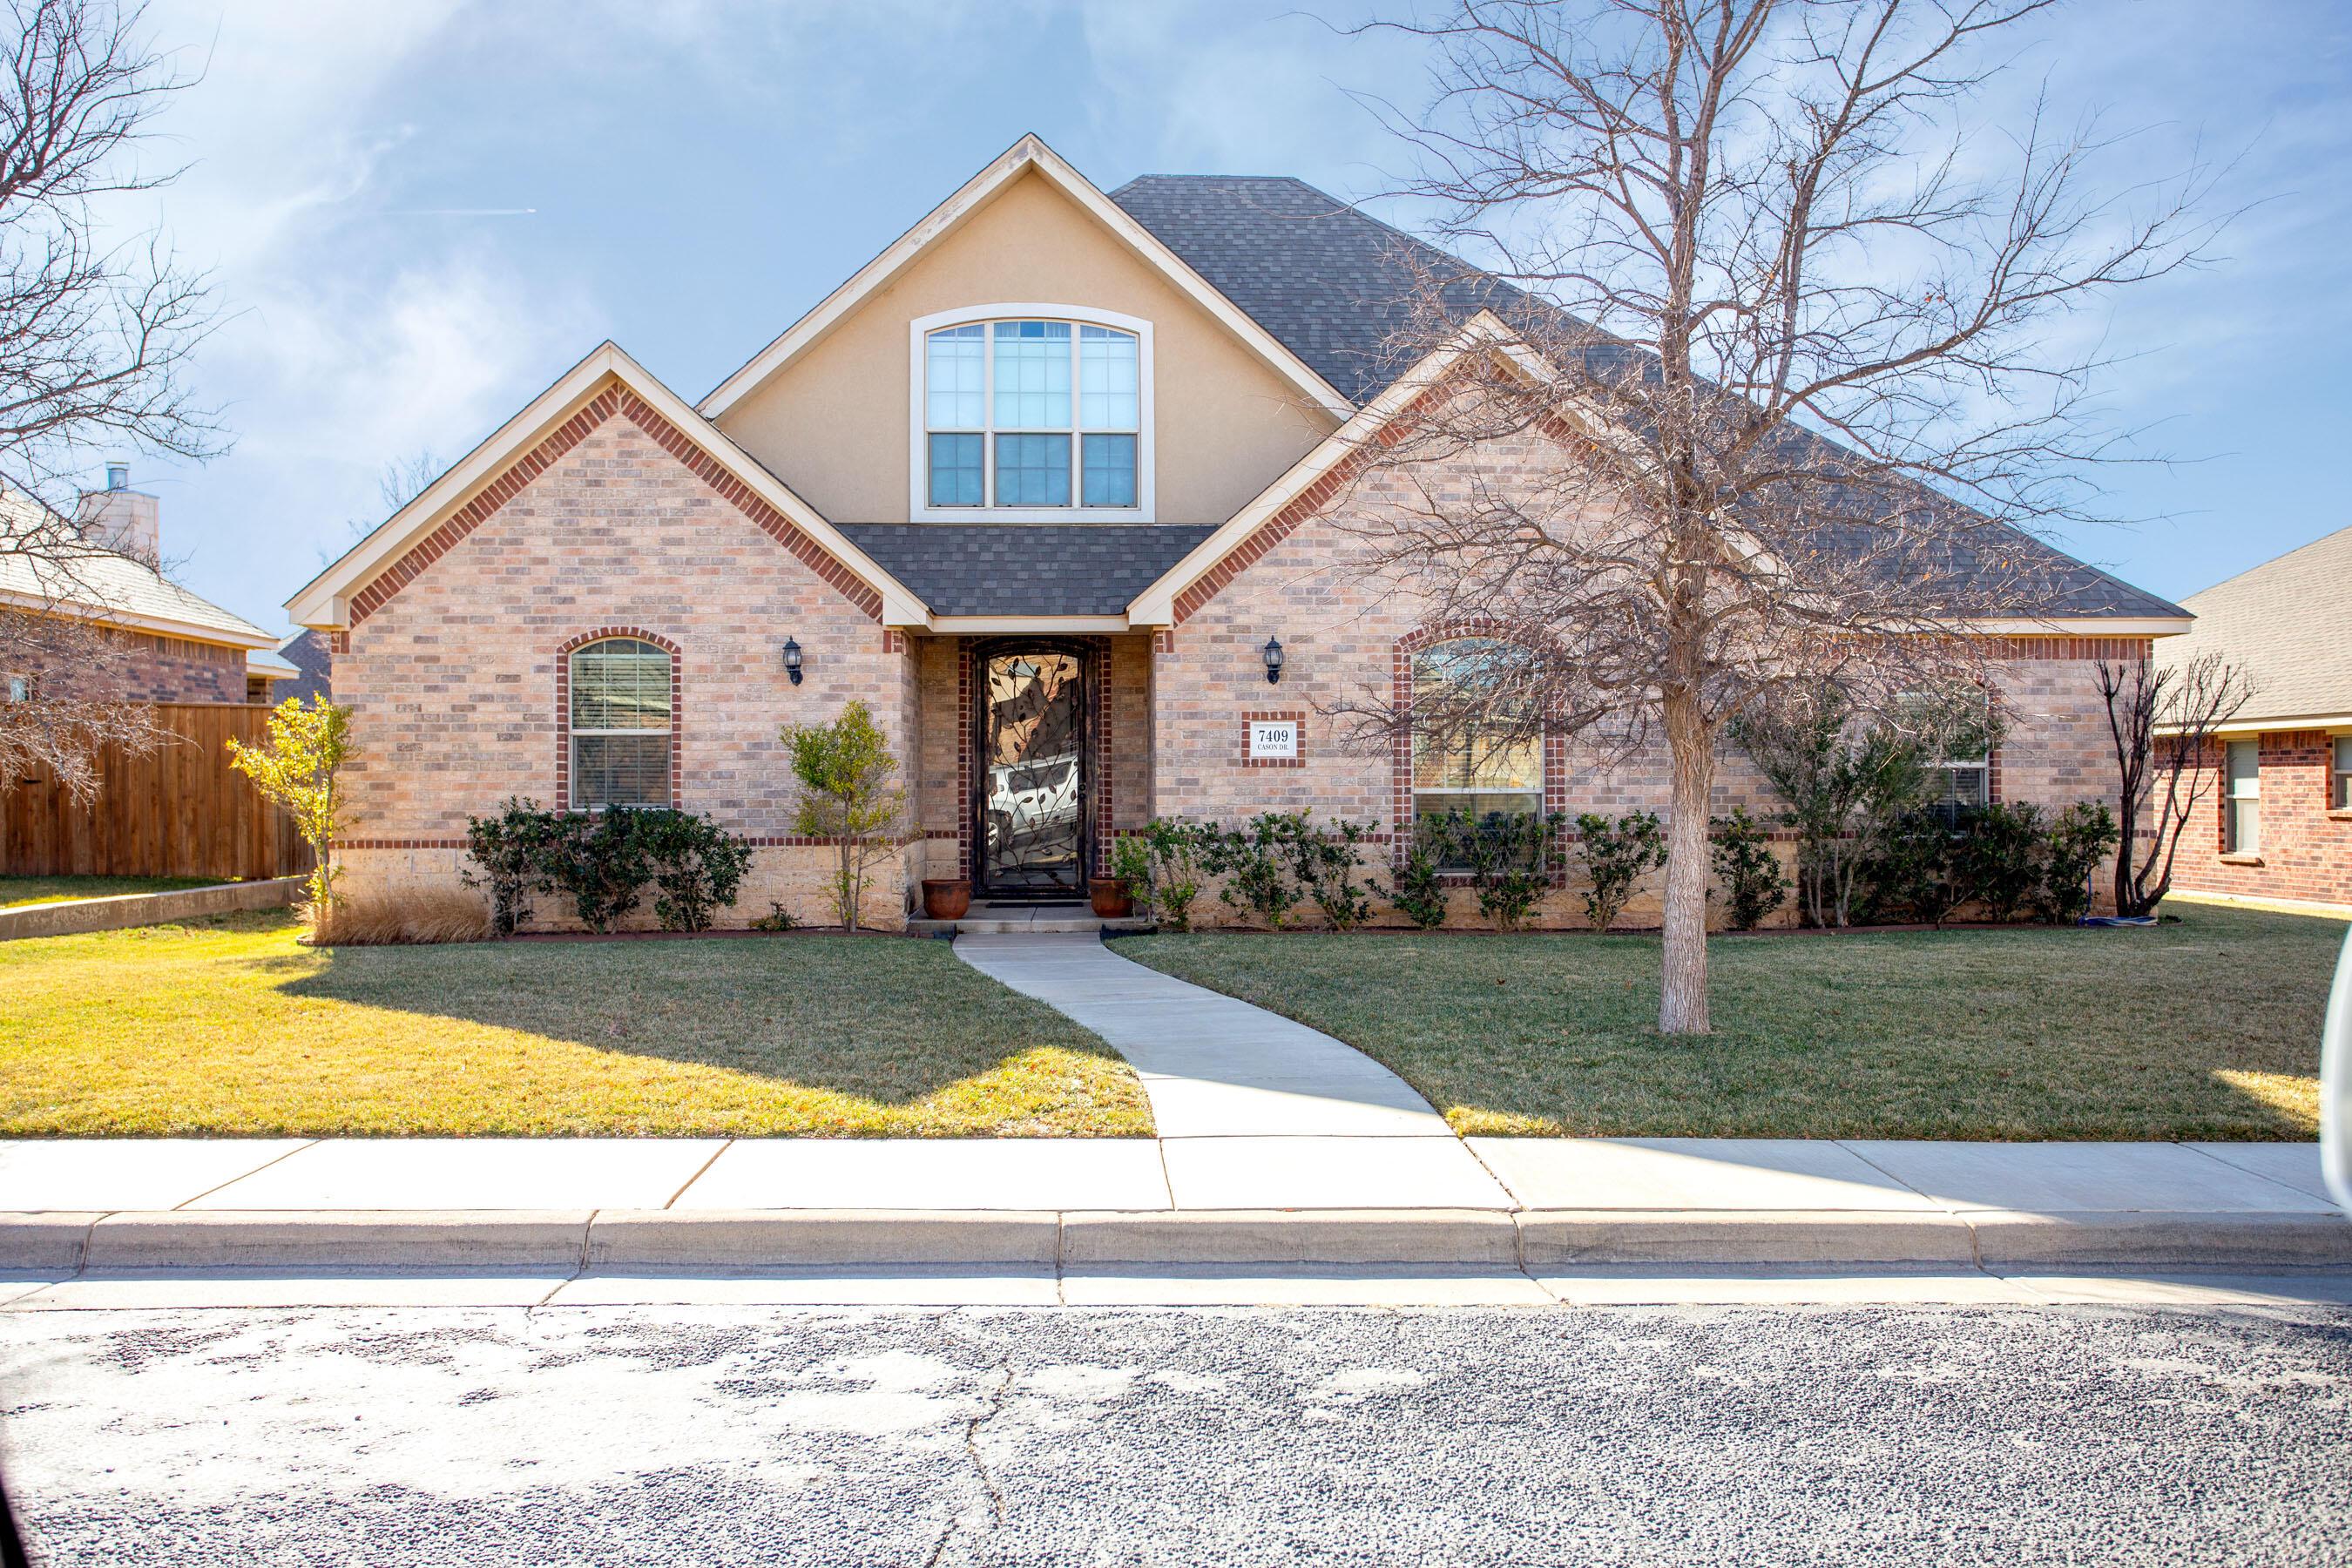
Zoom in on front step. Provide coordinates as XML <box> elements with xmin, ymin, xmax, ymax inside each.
<box><xmin>908</xmin><ymin>914</ymin><xmax>1152</xmax><ymax>938</ymax></box>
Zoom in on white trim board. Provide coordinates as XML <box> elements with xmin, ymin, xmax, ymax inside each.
<box><xmin>697</xmin><ymin>132</ymin><xmax>1348</xmax><ymax>422</ymax></box>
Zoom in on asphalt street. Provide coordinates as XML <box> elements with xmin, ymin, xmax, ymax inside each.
<box><xmin>3</xmin><ymin>1301</ymin><xmax>2348</xmax><ymax>1565</ymax></box>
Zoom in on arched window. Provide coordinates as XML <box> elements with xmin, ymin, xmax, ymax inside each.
<box><xmin>568</xmin><ymin>637</ymin><xmax>672</xmax><ymax>808</ymax></box>
<box><xmin>1409</xmin><ymin>638</ymin><xmax>1542</xmax><ymax>824</ymax></box>
<box><xmin>910</xmin><ymin>308</ymin><xmax>1152</xmax><ymax>521</ymax></box>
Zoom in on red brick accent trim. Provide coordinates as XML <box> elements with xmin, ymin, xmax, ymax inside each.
<box><xmin>345</xmin><ymin>385</ymin><xmax>884</xmax><ymax>630</ymax></box>
<box><xmin>956</xmin><ymin>640</ymin><xmax>974</xmax><ymax>880</ymax></box>
<box><xmin>555</xmin><ymin>627</ymin><xmax>683</xmax><ymax>813</ymax></box>
<box><xmin>1092</xmin><ymin>635</ymin><xmax>1113</xmax><ymax>875</ymax></box>
<box><xmin>1239</xmin><ymin>709</ymin><xmax>1307</xmax><ymax>768</ymax></box>
<box><xmin>1151</xmin><ymin>627</ymin><xmax>1176</xmax><ymax>655</ymax></box>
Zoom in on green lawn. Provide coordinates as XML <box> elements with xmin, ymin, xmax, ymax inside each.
<box><xmin>0</xmin><ymin>875</ymin><xmax>226</xmax><ymax>909</ymax></box>
<box><xmin>1115</xmin><ymin>904</ymin><xmax>2339</xmax><ymax>1140</ymax></box>
<box><xmin>0</xmin><ymin>911</ymin><xmax>1152</xmax><ymax>1137</ymax></box>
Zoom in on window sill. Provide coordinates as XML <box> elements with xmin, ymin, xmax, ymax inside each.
<box><xmin>2329</xmin><ymin>809</ymin><xmax>2352</xmax><ymax>822</ymax></box>
<box><xmin>2218</xmin><ymin>852</ymin><xmax>2265</xmax><ymax>866</ymax></box>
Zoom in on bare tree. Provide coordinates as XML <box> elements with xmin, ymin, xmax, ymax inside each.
<box><xmin>322</xmin><ymin>450</ymin><xmax>441</xmax><ymax>563</ymax></box>
<box><xmin>1330</xmin><ymin>0</ymin><xmax>2213</xmax><ymax>1032</ymax></box>
<box><xmin>2097</xmin><ymin>651</ymin><xmax>2249</xmax><ymax>919</ymax></box>
<box><xmin>0</xmin><ymin>0</ymin><xmax>221</xmax><ymax>798</ymax></box>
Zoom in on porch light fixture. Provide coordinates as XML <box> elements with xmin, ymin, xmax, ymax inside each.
<box><xmin>1262</xmin><ymin>636</ymin><xmax>1285</xmax><ymax>685</ymax></box>
<box><xmin>782</xmin><ymin>638</ymin><xmax>804</xmax><ymax>686</ymax></box>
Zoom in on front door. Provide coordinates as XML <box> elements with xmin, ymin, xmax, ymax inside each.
<box><xmin>974</xmin><ymin>643</ymin><xmax>1089</xmax><ymax>899</ymax></box>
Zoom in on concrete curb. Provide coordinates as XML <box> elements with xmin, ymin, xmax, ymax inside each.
<box><xmin>1515</xmin><ymin>1210</ymin><xmax>1980</xmax><ymax>1267</ymax></box>
<box><xmin>7</xmin><ymin>1206</ymin><xmax>2349</xmax><ymax>1274</ymax></box>
<box><xmin>586</xmin><ymin>1211</ymin><xmax>1060</xmax><ymax>1269</ymax></box>
<box><xmin>0</xmin><ymin>877</ymin><xmax>302</xmax><ymax>942</ymax></box>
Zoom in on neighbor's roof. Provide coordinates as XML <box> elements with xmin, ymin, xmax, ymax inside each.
<box><xmin>247</xmin><ymin>647</ymin><xmax>300</xmax><ymax>678</ymax></box>
<box><xmin>2155</xmin><ymin>523</ymin><xmax>2352</xmax><ymax>723</ymax></box>
<box><xmin>835</xmin><ymin>524</ymin><xmax>1218</xmax><ymax>618</ymax></box>
<box><xmin>1111</xmin><ymin>174</ymin><xmax>2185</xmax><ymax>625</ymax></box>
<box><xmin>0</xmin><ymin>489</ymin><xmax>275</xmax><ymax>648</ymax></box>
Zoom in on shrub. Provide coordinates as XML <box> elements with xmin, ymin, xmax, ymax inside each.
<box><xmin>1876</xmin><ymin>810</ymin><xmax>1967</xmax><ymax>928</ymax></box>
<box><xmin>1388</xmin><ymin>814</ymin><xmax>1453</xmax><ymax>929</ymax></box>
<box><xmin>751</xmin><ymin>902</ymin><xmax>801</xmax><ymax>932</ymax></box>
<box><xmin>1572</xmin><ymin>810</ymin><xmax>1664</xmax><ymax>932</ymax></box>
<box><xmin>633</xmin><ymin>808</ymin><xmax>755</xmax><ymax>932</ymax></box>
<box><xmin>783</xmin><ymin>700</ymin><xmax>906</xmax><ymax>931</ymax></box>
<box><xmin>304</xmin><ymin>887</ymin><xmax>490</xmax><ymax>946</ymax></box>
<box><xmin>1457</xmin><ymin>810</ymin><xmax>1564</xmax><ymax>932</ymax></box>
<box><xmin>1149</xmin><ymin>820</ymin><xmax>1208</xmax><ymax>931</ymax></box>
<box><xmin>1709</xmin><ymin>808</ymin><xmax>1787</xmax><ymax>931</ymax></box>
<box><xmin>1956</xmin><ymin>801</ymin><xmax>2044</xmax><ymax>923</ymax></box>
<box><xmin>1281</xmin><ymin>814</ymin><xmax>1375</xmax><ymax>931</ymax></box>
<box><xmin>1205</xmin><ymin>814</ymin><xmax>1301</xmax><ymax>929</ymax></box>
<box><xmin>2038</xmin><ymin>801</ymin><xmax>2119</xmax><ymax>925</ymax></box>
<box><xmin>463</xmin><ymin>797</ymin><xmax>562</xmax><ymax>936</ymax></box>
<box><xmin>1109</xmin><ymin>834</ymin><xmax>1155</xmax><ymax>916</ymax></box>
<box><xmin>541</xmin><ymin>809</ymin><xmax>653</xmax><ymax>934</ymax></box>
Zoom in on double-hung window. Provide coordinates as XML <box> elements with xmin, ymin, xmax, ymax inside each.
<box><xmin>2224</xmin><ymin>740</ymin><xmax>2261</xmax><ymax>854</ymax></box>
<box><xmin>917</xmin><ymin>311</ymin><xmax>1147</xmax><ymax>517</ymax></box>
<box><xmin>569</xmin><ymin>638</ymin><xmax>672</xmax><ymax>809</ymax></box>
<box><xmin>1410</xmin><ymin>639</ymin><xmax>1543</xmax><ymax>824</ymax></box>
<box><xmin>2335</xmin><ymin>735</ymin><xmax>2351</xmax><ymax>811</ymax></box>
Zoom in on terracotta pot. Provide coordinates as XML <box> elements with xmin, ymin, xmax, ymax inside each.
<box><xmin>1089</xmin><ymin>877</ymin><xmax>1134</xmax><ymax>919</ymax></box>
<box><xmin>922</xmin><ymin>878</ymin><xmax>972</xmax><ymax>920</ymax></box>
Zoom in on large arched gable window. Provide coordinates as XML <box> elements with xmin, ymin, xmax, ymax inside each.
<box><xmin>560</xmin><ymin>633</ymin><xmax>678</xmax><ymax>809</ymax></box>
<box><xmin>909</xmin><ymin>305</ymin><xmax>1153</xmax><ymax>522</ymax></box>
<box><xmin>1406</xmin><ymin>635</ymin><xmax>1544</xmax><ymax>825</ymax></box>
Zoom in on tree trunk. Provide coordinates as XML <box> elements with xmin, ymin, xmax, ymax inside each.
<box><xmin>1659</xmin><ymin>688</ymin><xmax>1713</xmax><ymax>1035</ymax></box>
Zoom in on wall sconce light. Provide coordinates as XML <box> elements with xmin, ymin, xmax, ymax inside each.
<box><xmin>782</xmin><ymin>638</ymin><xmax>804</xmax><ymax>686</ymax></box>
<box><xmin>1261</xmin><ymin>635</ymin><xmax>1285</xmax><ymax>685</ymax></box>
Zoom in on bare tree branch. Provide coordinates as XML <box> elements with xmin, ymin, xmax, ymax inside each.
<box><xmin>1324</xmin><ymin>0</ymin><xmax>2217</xmax><ymax>1032</ymax></box>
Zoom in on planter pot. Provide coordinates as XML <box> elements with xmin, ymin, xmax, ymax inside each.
<box><xmin>1089</xmin><ymin>878</ymin><xmax>1134</xmax><ymax>919</ymax></box>
<box><xmin>922</xmin><ymin>879</ymin><xmax>972</xmax><ymax>921</ymax></box>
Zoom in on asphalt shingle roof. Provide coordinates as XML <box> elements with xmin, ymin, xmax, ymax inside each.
<box><xmin>2154</xmin><ymin>523</ymin><xmax>2352</xmax><ymax>722</ymax></box>
<box><xmin>1111</xmin><ymin>173</ymin><xmax>2184</xmax><ymax>624</ymax></box>
<box><xmin>836</xmin><ymin>524</ymin><xmax>1218</xmax><ymax>618</ymax></box>
<box><xmin>0</xmin><ymin>489</ymin><xmax>274</xmax><ymax>645</ymax></box>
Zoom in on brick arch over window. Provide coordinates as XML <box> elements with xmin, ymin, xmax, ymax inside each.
<box><xmin>555</xmin><ymin>628</ymin><xmax>682</xmax><ymax>811</ymax></box>
<box><xmin>1390</xmin><ymin>621</ymin><xmax>1569</xmax><ymax>854</ymax></box>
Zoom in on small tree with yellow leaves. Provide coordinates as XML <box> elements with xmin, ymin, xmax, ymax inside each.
<box><xmin>226</xmin><ymin>697</ymin><xmax>355</xmax><ymax>909</ymax></box>
<box><xmin>784</xmin><ymin>699</ymin><xmax>905</xmax><ymax>931</ymax></box>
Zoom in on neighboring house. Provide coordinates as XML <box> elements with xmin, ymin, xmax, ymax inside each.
<box><xmin>289</xmin><ymin>136</ymin><xmax>2188</xmax><ymax>929</ymax></box>
<box><xmin>2155</xmin><ymin>524</ymin><xmax>2352</xmax><ymax>911</ymax></box>
<box><xmin>2</xmin><ymin>466</ymin><xmax>287</xmax><ymax>706</ymax></box>
<box><xmin>269</xmin><ymin>629</ymin><xmax>334</xmax><ymax>706</ymax></box>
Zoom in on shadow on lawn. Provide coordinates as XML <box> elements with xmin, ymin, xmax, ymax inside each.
<box><xmin>261</xmin><ymin>933</ymin><xmax>1129</xmax><ymax>1110</ymax></box>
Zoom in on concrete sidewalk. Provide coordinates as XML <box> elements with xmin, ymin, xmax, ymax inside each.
<box><xmin>2</xmin><ymin>1135</ymin><xmax>2342</xmax><ymax>1275</ymax></box>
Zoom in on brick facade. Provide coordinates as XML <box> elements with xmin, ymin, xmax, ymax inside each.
<box><xmin>7</xmin><ymin>618</ymin><xmax>249</xmax><ymax>704</ymax></box>
<box><xmin>2167</xmin><ymin>730</ymin><xmax>2352</xmax><ymax>909</ymax></box>
<box><xmin>326</xmin><ymin>385</ymin><xmax>2157</xmax><ymax>932</ymax></box>
<box><xmin>332</xmin><ymin>406</ymin><xmax>919</xmax><ymax>929</ymax></box>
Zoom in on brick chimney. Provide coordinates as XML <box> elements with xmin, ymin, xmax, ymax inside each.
<box><xmin>76</xmin><ymin>462</ymin><xmax>160</xmax><ymax>565</ymax></box>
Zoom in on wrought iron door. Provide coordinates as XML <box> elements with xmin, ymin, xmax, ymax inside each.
<box><xmin>976</xmin><ymin>645</ymin><xmax>1088</xmax><ymax>898</ymax></box>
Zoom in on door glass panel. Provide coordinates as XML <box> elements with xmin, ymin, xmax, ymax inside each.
<box><xmin>982</xmin><ymin>651</ymin><xmax>1084</xmax><ymax>895</ymax></box>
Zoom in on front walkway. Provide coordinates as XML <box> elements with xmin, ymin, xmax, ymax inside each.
<box><xmin>951</xmin><ymin>929</ymin><xmax>1515</xmax><ymax>1207</ymax></box>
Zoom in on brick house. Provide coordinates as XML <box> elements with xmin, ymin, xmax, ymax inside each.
<box><xmin>289</xmin><ymin>137</ymin><xmax>2189</xmax><ymax>929</ymax></box>
<box><xmin>3</xmin><ymin>470</ymin><xmax>289</xmax><ymax>706</ymax></box>
<box><xmin>2156</xmin><ymin>524</ymin><xmax>2352</xmax><ymax>913</ymax></box>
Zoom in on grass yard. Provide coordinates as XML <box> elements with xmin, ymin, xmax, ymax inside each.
<box><xmin>0</xmin><ymin>875</ymin><xmax>226</xmax><ymax>909</ymax></box>
<box><xmin>0</xmin><ymin>911</ymin><xmax>1152</xmax><ymax>1137</ymax></box>
<box><xmin>1116</xmin><ymin>904</ymin><xmax>2340</xmax><ymax>1141</ymax></box>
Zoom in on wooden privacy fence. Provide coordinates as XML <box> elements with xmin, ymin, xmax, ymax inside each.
<box><xmin>1</xmin><ymin>702</ymin><xmax>313</xmax><ymax>881</ymax></box>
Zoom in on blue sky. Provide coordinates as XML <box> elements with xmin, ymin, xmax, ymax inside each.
<box><xmin>105</xmin><ymin>0</ymin><xmax>2352</xmax><ymax>631</ymax></box>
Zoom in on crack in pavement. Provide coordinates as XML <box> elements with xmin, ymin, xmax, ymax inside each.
<box><xmin>925</xmin><ymin>1361</ymin><xmax>1015</xmax><ymax>1566</ymax></box>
